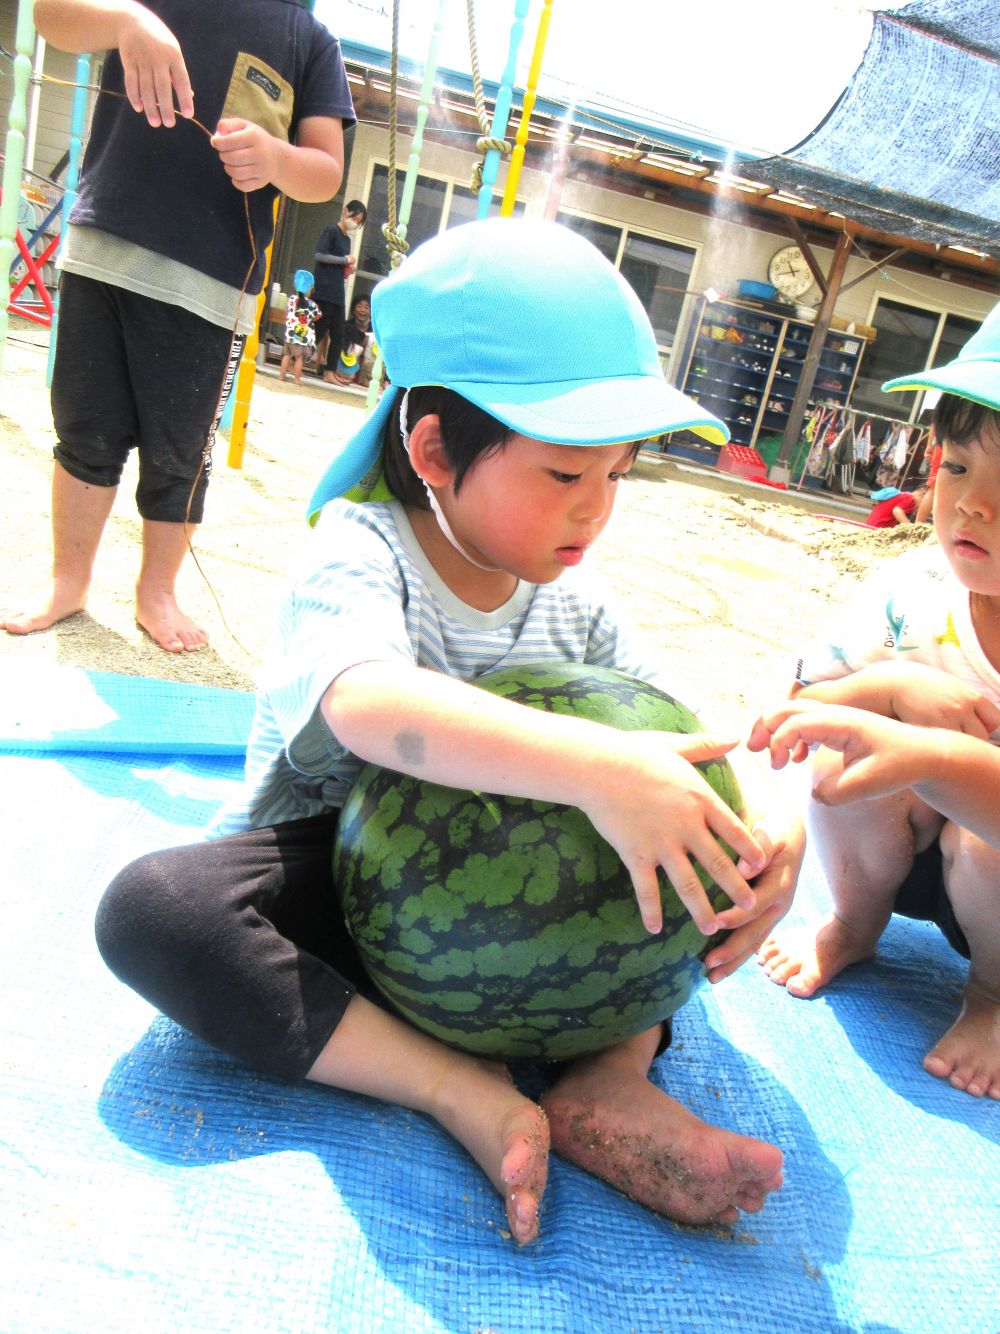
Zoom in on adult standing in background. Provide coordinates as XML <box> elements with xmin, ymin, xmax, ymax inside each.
<box><xmin>313</xmin><ymin>200</ymin><xmax>366</xmax><ymax>382</ymax></box>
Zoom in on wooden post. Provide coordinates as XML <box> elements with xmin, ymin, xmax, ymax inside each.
<box><xmin>770</xmin><ymin>231</ymin><xmax>853</xmax><ymax>482</ymax></box>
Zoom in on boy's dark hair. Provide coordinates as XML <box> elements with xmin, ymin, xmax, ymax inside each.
<box><xmin>346</xmin><ymin>199</ymin><xmax>367</xmax><ymax>221</ymax></box>
<box><xmin>933</xmin><ymin>394</ymin><xmax>1000</xmax><ymax>447</ymax></box>
<box><xmin>382</xmin><ymin>388</ymin><xmax>643</xmax><ymax>509</ymax></box>
<box><xmin>383</xmin><ymin>387</ymin><xmax>512</xmax><ymax>509</ymax></box>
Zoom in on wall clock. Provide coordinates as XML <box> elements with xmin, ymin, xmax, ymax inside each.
<box><xmin>767</xmin><ymin>245</ymin><xmax>814</xmax><ymax>300</ymax></box>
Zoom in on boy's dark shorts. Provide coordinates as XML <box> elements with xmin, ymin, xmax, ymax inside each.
<box><xmin>894</xmin><ymin>843</ymin><xmax>970</xmax><ymax>959</ymax></box>
<box><xmin>51</xmin><ymin>272</ymin><xmax>243</xmax><ymax>523</ymax></box>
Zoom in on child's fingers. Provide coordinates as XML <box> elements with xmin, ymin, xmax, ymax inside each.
<box><xmin>703</xmin><ymin>902</ymin><xmax>788</xmax><ymax>982</ymax></box>
<box><xmin>170</xmin><ymin>58</ymin><xmax>195</xmax><ymax>120</ymax></box>
<box><xmin>973</xmin><ymin>696</ymin><xmax>1000</xmax><ymax>737</ymax></box>
<box><xmin>668</xmin><ymin>733</ymin><xmax>739</xmax><ymax>764</ymax></box>
<box><xmin>625</xmin><ymin>860</ymin><xmax>664</xmax><ymax>936</ymax></box>
<box><xmin>648</xmin><ymin>848</ymin><xmax>718</xmax><ymax>935</ymax></box>
<box><xmin>151</xmin><ymin>62</ymin><xmax>178</xmax><ymax>127</ymax></box>
<box><xmin>736</xmin><ymin>823</ymin><xmax>773</xmax><ymax>878</ymax></box>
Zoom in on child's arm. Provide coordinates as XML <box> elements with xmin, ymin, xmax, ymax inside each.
<box><xmin>323</xmin><ymin>661</ymin><xmax>769</xmax><ymax>938</ymax></box>
<box><xmin>34</xmin><ymin>0</ymin><xmax>194</xmax><ymax>125</ymax></box>
<box><xmin>210</xmin><ymin>116</ymin><xmax>344</xmax><ymax>202</ymax></box>
<box><xmin>749</xmin><ymin>700</ymin><xmax>1000</xmax><ymax>850</ymax></box>
<box><xmin>794</xmin><ymin>660</ymin><xmax>1000</xmax><ymax>737</ymax></box>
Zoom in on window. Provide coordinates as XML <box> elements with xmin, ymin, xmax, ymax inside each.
<box><xmin>355</xmin><ymin>168</ymin><xmax>448</xmax><ymax>297</ymax></box>
<box><xmin>852</xmin><ymin>298</ymin><xmax>981</xmax><ymax>419</ymax></box>
<box><xmin>353</xmin><ymin>164</ymin><xmax>524</xmax><ymax>304</ymax></box>
<box><xmin>557</xmin><ymin>212</ymin><xmax>696</xmax><ymax>352</ymax></box>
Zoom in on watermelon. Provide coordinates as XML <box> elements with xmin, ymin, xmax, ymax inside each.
<box><xmin>333</xmin><ymin>663</ymin><xmax>744</xmax><ymax>1061</ymax></box>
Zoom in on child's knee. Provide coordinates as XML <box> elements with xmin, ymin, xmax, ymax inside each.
<box><xmin>95</xmin><ymin>847</ymin><xmax>209</xmax><ymax>985</ymax></box>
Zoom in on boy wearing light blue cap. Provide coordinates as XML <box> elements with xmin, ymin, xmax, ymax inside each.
<box><xmin>279</xmin><ymin>269</ymin><xmax>321</xmax><ymax>386</ymax></box>
<box><xmin>97</xmin><ymin>220</ymin><xmax>803</xmax><ymax>1243</ymax></box>
<box><xmin>758</xmin><ymin>302</ymin><xmax>1000</xmax><ymax>1101</ymax></box>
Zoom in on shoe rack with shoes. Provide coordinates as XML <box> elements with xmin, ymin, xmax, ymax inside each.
<box><xmin>678</xmin><ymin>299</ymin><xmax>869</xmax><ymax>451</ymax></box>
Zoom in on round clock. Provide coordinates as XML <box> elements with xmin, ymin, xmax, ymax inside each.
<box><xmin>767</xmin><ymin>245</ymin><xmax>814</xmax><ymax>300</ymax></box>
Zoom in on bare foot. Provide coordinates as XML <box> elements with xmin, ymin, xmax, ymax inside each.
<box><xmin>923</xmin><ymin>979</ymin><xmax>1000</xmax><ymax>1099</ymax></box>
<box><xmin>757</xmin><ymin>913</ymin><xmax>879</xmax><ymax>998</ymax></box>
<box><xmin>541</xmin><ymin>1065</ymin><xmax>783</xmax><ymax>1227</ymax></box>
<box><xmin>135</xmin><ymin>591</ymin><xmax>208</xmax><ymax>653</ymax></box>
<box><xmin>2</xmin><ymin>582</ymin><xmax>86</xmax><ymax>636</ymax></box>
<box><xmin>434</xmin><ymin>1060</ymin><xmax>550</xmax><ymax>1245</ymax></box>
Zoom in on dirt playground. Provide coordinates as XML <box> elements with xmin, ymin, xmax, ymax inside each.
<box><xmin>1</xmin><ymin>316</ymin><xmax>932</xmax><ymax>732</ymax></box>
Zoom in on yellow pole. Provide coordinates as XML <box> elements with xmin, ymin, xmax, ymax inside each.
<box><xmin>500</xmin><ymin>0</ymin><xmax>554</xmax><ymax>217</ymax></box>
<box><xmin>226</xmin><ymin>201</ymin><xmax>279</xmax><ymax>468</ymax></box>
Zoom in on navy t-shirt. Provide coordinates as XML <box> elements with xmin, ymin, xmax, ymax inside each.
<box><xmin>312</xmin><ymin>221</ymin><xmax>352</xmax><ymax>303</ymax></box>
<box><xmin>69</xmin><ymin>0</ymin><xmax>355</xmax><ymax>293</ymax></box>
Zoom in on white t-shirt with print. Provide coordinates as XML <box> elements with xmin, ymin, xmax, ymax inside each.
<box><xmin>796</xmin><ymin>542</ymin><xmax>1000</xmax><ymax>734</ymax></box>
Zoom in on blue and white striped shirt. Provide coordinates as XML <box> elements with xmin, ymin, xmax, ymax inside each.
<box><xmin>211</xmin><ymin>500</ymin><xmax>664</xmax><ymax>836</ymax></box>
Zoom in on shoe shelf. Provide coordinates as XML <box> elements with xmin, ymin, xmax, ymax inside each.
<box><xmin>673</xmin><ymin>299</ymin><xmax>869</xmax><ymax>453</ymax></box>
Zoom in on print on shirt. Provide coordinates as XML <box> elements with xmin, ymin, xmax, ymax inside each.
<box><xmin>883</xmin><ymin>596</ymin><xmax>916</xmax><ymax>651</ymax></box>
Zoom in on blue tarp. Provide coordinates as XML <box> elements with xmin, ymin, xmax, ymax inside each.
<box><xmin>1</xmin><ymin>668</ymin><xmax>997</xmax><ymax>1332</ymax></box>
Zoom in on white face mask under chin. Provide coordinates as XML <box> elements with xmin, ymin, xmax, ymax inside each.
<box><xmin>398</xmin><ymin>389</ymin><xmax>503</xmax><ymax>574</ymax></box>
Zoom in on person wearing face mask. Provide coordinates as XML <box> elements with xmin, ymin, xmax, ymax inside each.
<box><xmin>313</xmin><ymin>200</ymin><xmax>367</xmax><ymax>382</ymax></box>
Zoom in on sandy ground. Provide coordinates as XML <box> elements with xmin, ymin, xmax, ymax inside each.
<box><xmin>1</xmin><ymin>316</ymin><xmax>933</xmax><ymax>732</ymax></box>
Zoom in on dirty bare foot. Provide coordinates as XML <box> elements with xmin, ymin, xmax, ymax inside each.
<box><xmin>434</xmin><ymin>1060</ymin><xmax>550</xmax><ymax>1245</ymax></box>
<box><xmin>923</xmin><ymin>978</ymin><xmax>1000</xmax><ymax>1099</ymax></box>
<box><xmin>541</xmin><ymin>1057</ymin><xmax>783</xmax><ymax>1227</ymax></box>
<box><xmin>757</xmin><ymin>913</ymin><xmax>880</xmax><ymax>998</ymax></box>
<box><xmin>135</xmin><ymin>590</ymin><xmax>208</xmax><ymax>653</ymax></box>
<box><xmin>2</xmin><ymin>580</ymin><xmax>87</xmax><ymax>635</ymax></box>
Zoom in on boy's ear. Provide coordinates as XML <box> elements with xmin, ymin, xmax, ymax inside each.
<box><xmin>406</xmin><ymin>415</ymin><xmax>454</xmax><ymax>489</ymax></box>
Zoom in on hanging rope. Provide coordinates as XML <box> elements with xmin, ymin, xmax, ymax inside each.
<box><xmin>381</xmin><ymin>0</ymin><xmax>409</xmax><ymax>270</ymax></box>
<box><xmin>466</xmin><ymin>0</ymin><xmax>511</xmax><ymax>197</ymax></box>
<box><xmin>358</xmin><ymin>0</ymin><xmax>449</xmax><ymax>430</ymax></box>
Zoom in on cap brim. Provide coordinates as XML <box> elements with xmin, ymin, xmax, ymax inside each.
<box><xmin>306</xmin><ymin>375</ymin><xmax>728</xmax><ymax>522</ymax></box>
<box><xmin>451</xmin><ymin>374</ymin><xmax>728</xmax><ymax>448</ymax></box>
<box><xmin>307</xmin><ymin>386</ymin><xmax>401</xmax><ymax>521</ymax></box>
<box><xmin>882</xmin><ymin>361</ymin><xmax>1000</xmax><ymax>412</ymax></box>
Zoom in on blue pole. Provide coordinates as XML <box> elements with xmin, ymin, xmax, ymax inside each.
<box><xmin>476</xmin><ymin>0</ymin><xmax>530</xmax><ymax>219</ymax></box>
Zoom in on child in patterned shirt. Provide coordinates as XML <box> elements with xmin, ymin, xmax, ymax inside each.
<box><xmin>280</xmin><ymin>269</ymin><xmax>321</xmax><ymax>385</ymax></box>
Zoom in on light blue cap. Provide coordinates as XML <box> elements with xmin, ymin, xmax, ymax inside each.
<box><xmin>294</xmin><ymin>268</ymin><xmax>314</xmax><ymax>294</ymax></box>
<box><xmin>882</xmin><ymin>301</ymin><xmax>1000</xmax><ymax>410</ymax></box>
<box><xmin>308</xmin><ymin>219</ymin><xmax>727</xmax><ymax>518</ymax></box>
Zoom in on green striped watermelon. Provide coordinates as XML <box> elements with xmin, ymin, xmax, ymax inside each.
<box><xmin>333</xmin><ymin>663</ymin><xmax>744</xmax><ymax>1061</ymax></box>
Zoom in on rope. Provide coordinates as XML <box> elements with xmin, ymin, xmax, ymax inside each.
<box><xmin>466</xmin><ymin>0</ymin><xmax>511</xmax><ymax>196</ymax></box>
<box><xmin>380</xmin><ymin>0</ymin><xmax>408</xmax><ymax>269</ymax></box>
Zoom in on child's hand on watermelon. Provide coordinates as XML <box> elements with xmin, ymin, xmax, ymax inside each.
<box><xmin>702</xmin><ymin>810</ymin><xmax>805</xmax><ymax>983</ymax></box>
<box><xmin>577</xmin><ymin>729</ymin><xmax>767</xmax><ymax>937</ymax></box>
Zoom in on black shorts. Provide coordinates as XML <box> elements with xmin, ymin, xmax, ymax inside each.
<box><xmin>894</xmin><ymin>843</ymin><xmax>970</xmax><ymax>959</ymax></box>
<box><xmin>51</xmin><ymin>272</ymin><xmax>244</xmax><ymax>523</ymax></box>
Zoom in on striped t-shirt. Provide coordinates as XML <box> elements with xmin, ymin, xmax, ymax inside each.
<box><xmin>211</xmin><ymin>499</ymin><xmax>664</xmax><ymax>836</ymax></box>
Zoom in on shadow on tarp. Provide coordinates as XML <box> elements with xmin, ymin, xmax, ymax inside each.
<box><xmin>810</xmin><ymin>918</ymin><xmax>999</xmax><ymax>1146</ymax></box>
<box><xmin>98</xmin><ymin>1012</ymin><xmax>850</xmax><ymax>1334</ymax></box>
